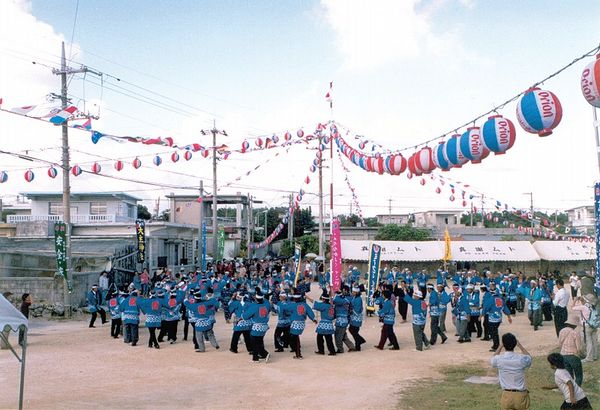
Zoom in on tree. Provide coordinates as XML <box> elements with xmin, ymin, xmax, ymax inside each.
<box><xmin>279</xmin><ymin>235</ymin><xmax>319</xmax><ymax>258</ymax></box>
<box><xmin>375</xmin><ymin>224</ymin><xmax>431</xmax><ymax>241</ymax></box>
<box><xmin>159</xmin><ymin>209</ymin><xmax>170</xmax><ymax>222</ymax></box>
<box><xmin>137</xmin><ymin>204</ymin><xmax>152</xmax><ymax>220</ymax></box>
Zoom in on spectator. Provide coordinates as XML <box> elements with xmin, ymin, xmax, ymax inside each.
<box><xmin>552</xmin><ymin>278</ymin><xmax>570</xmax><ymax>337</ymax></box>
<box><xmin>573</xmin><ymin>294</ymin><xmax>598</xmax><ymax>363</ymax></box>
<box><xmin>19</xmin><ymin>293</ymin><xmax>32</xmax><ymax>346</ymax></box>
<box><xmin>490</xmin><ymin>333</ymin><xmax>532</xmax><ymax>410</ymax></box>
<box><xmin>544</xmin><ymin>353</ymin><xmax>592</xmax><ymax>409</ymax></box>
<box><xmin>558</xmin><ymin>319</ymin><xmax>585</xmax><ymax>386</ymax></box>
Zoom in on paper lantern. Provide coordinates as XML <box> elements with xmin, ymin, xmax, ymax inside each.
<box><xmin>91</xmin><ymin>162</ymin><xmax>102</xmax><ymax>174</ymax></box>
<box><xmin>358</xmin><ymin>141</ymin><xmax>367</xmax><ymax>150</ymax></box>
<box><xmin>24</xmin><ymin>169</ymin><xmax>34</xmax><ymax>182</ymax></box>
<box><xmin>432</xmin><ymin>142</ymin><xmax>450</xmax><ymax>171</ymax></box>
<box><xmin>201</xmin><ymin>149</ymin><xmax>209</xmax><ymax>158</ymax></box>
<box><xmin>284</xmin><ymin>131</ymin><xmax>292</xmax><ymax>141</ymax></box>
<box><xmin>449</xmin><ymin>195</ymin><xmax>455</xmax><ymax>202</ymax></box>
<box><xmin>486</xmin><ymin>213</ymin><xmax>492</xmax><ymax>221</ymax></box>
<box><xmin>47</xmin><ymin>166</ymin><xmax>58</xmax><ymax>178</ymax></box>
<box><xmin>372</xmin><ymin>156</ymin><xmax>385</xmax><ymax>174</ymax></box>
<box><xmin>407</xmin><ymin>154</ymin><xmax>423</xmax><ymax>176</ymax></box>
<box><xmin>297</xmin><ymin>129</ymin><xmax>304</xmax><ymax>138</ymax></box>
<box><xmin>71</xmin><ymin>165</ymin><xmax>82</xmax><ymax>176</ymax></box>
<box><xmin>171</xmin><ymin>152</ymin><xmax>179</xmax><ymax>163</ymax></box>
<box><xmin>132</xmin><ymin>158</ymin><xmax>142</xmax><ymax>169</ymax></box>
<box><xmin>518</xmin><ymin>226</ymin><xmax>523</xmax><ymax>232</ymax></box>
<box><xmin>184</xmin><ymin>151</ymin><xmax>192</xmax><ymax>161</ymax></box>
<box><xmin>406</xmin><ymin>172</ymin><xmax>413</xmax><ymax>179</ymax></box>
<box><xmin>255</xmin><ymin>138</ymin><xmax>263</xmax><ymax>148</ymax></box>
<box><xmin>516</xmin><ymin>87</ymin><xmax>563</xmax><ymax>136</ymax></box>
<box><xmin>581</xmin><ymin>55</ymin><xmax>600</xmax><ymax>107</ymax></box>
<box><xmin>0</xmin><ymin>171</ymin><xmax>7</xmax><ymax>183</ymax></box>
<box><xmin>482</xmin><ymin>115</ymin><xmax>516</xmax><ymax>155</ymax></box>
<box><xmin>420</xmin><ymin>178</ymin><xmax>426</xmax><ymax>186</ymax></box>
<box><xmin>435</xmin><ymin>187</ymin><xmax>441</xmax><ymax>194</ymax></box>
<box><xmin>310</xmin><ymin>164</ymin><xmax>317</xmax><ymax>173</ymax></box>
<box><xmin>384</xmin><ymin>154</ymin><xmax>407</xmax><ymax>175</ymax></box>
<box><xmin>241</xmin><ymin>141</ymin><xmax>250</xmax><ymax>152</ymax></box>
<box><xmin>365</xmin><ymin>156</ymin><xmax>375</xmax><ymax>172</ymax></box>
<box><xmin>444</xmin><ymin>134</ymin><xmax>468</xmax><ymax>167</ymax></box>
<box><xmin>323</xmin><ymin>136</ymin><xmax>329</xmax><ymax>144</ymax></box>
<box><xmin>304</xmin><ymin>176</ymin><xmax>310</xmax><ymax>184</ymax></box>
<box><xmin>153</xmin><ymin>156</ymin><xmax>162</xmax><ymax>166</ymax></box>
<box><xmin>459</xmin><ymin>127</ymin><xmax>488</xmax><ymax>164</ymax></box>
<box><xmin>114</xmin><ymin>160</ymin><xmax>124</xmax><ymax>171</ymax></box>
<box><xmin>414</xmin><ymin>147</ymin><xmax>435</xmax><ymax>173</ymax></box>
<box><xmin>493</xmin><ymin>217</ymin><xmax>499</xmax><ymax>223</ymax></box>
<box><xmin>462</xmin><ymin>200</ymin><xmax>467</xmax><ymax>207</ymax></box>
<box><xmin>272</xmin><ymin>135</ymin><xmax>279</xmax><ymax>144</ymax></box>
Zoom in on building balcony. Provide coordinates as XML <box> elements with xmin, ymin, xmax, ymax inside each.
<box><xmin>7</xmin><ymin>214</ymin><xmax>135</xmax><ymax>224</ymax></box>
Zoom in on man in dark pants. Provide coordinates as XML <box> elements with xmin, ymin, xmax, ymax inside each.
<box><xmin>393</xmin><ymin>280</ymin><xmax>410</xmax><ymax>322</ymax></box>
<box><xmin>273</xmin><ymin>292</ymin><xmax>291</xmax><ymax>352</ymax></box>
<box><xmin>552</xmin><ymin>279</ymin><xmax>569</xmax><ymax>337</ymax></box>
<box><xmin>375</xmin><ymin>290</ymin><xmax>399</xmax><ymax>350</ymax></box>
<box><xmin>19</xmin><ymin>293</ymin><xmax>32</xmax><ymax>346</ymax></box>
<box><xmin>87</xmin><ymin>285</ymin><xmax>106</xmax><ymax>328</ymax></box>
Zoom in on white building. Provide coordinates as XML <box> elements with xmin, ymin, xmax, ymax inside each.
<box><xmin>412</xmin><ymin>210</ymin><xmax>463</xmax><ymax>228</ymax></box>
<box><xmin>565</xmin><ymin>205</ymin><xmax>595</xmax><ymax>235</ymax></box>
<box><xmin>376</xmin><ymin>213</ymin><xmax>411</xmax><ymax>225</ymax></box>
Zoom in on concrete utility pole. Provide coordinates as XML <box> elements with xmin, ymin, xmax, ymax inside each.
<box><xmin>288</xmin><ymin>194</ymin><xmax>294</xmax><ymax>243</ymax></box>
<box><xmin>198</xmin><ymin>180</ymin><xmax>204</xmax><ymax>267</ymax></box>
<box><xmin>318</xmin><ymin>136</ymin><xmax>324</xmax><ymax>258</ymax></box>
<box><xmin>523</xmin><ymin>192</ymin><xmax>534</xmax><ymax>229</ymax></box>
<box><xmin>388</xmin><ymin>198</ymin><xmax>392</xmax><ymax>223</ymax></box>
<box><xmin>212</xmin><ymin>124</ymin><xmax>218</xmax><ymax>260</ymax></box>
<box><xmin>52</xmin><ymin>42</ymin><xmax>99</xmax><ymax>316</ymax></box>
<box><xmin>247</xmin><ymin>194</ymin><xmax>252</xmax><ymax>259</ymax></box>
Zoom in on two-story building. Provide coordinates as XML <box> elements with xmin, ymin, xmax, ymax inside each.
<box><xmin>565</xmin><ymin>205</ymin><xmax>595</xmax><ymax>235</ymax></box>
<box><xmin>412</xmin><ymin>210</ymin><xmax>463</xmax><ymax>228</ymax></box>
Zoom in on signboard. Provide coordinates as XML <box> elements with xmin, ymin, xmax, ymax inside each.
<box><xmin>54</xmin><ymin>222</ymin><xmax>72</xmax><ymax>292</ymax></box>
<box><xmin>135</xmin><ymin>219</ymin><xmax>146</xmax><ymax>263</ymax></box>
<box><xmin>365</xmin><ymin>243</ymin><xmax>382</xmax><ymax>312</ymax></box>
<box><xmin>330</xmin><ymin>217</ymin><xmax>342</xmax><ymax>292</ymax></box>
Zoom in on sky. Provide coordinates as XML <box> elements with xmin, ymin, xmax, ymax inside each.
<box><xmin>0</xmin><ymin>0</ymin><xmax>600</xmax><ymax>219</ymax></box>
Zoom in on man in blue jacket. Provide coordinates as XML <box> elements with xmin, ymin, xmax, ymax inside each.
<box><xmin>405</xmin><ymin>289</ymin><xmax>430</xmax><ymax>351</ymax></box>
<box><xmin>243</xmin><ymin>292</ymin><xmax>271</xmax><ymax>363</ymax></box>
<box><xmin>349</xmin><ymin>286</ymin><xmax>366</xmax><ymax>351</ymax></box>
<box><xmin>375</xmin><ymin>290</ymin><xmax>399</xmax><ymax>350</ymax></box>
<box><xmin>333</xmin><ymin>286</ymin><xmax>355</xmax><ymax>353</ymax></box>
<box><xmin>482</xmin><ymin>291</ymin><xmax>512</xmax><ymax>351</ymax></box>
<box><xmin>119</xmin><ymin>290</ymin><xmax>140</xmax><ymax>346</ymax></box>
<box><xmin>428</xmin><ymin>284</ymin><xmax>448</xmax><ymax>345</ymax></box>
<box><xmin>87</xmin><ymin>284</ymin><xmax>106</xmax><ymax>328</ymax></box>
<box><xmin>312</xmin><ymin>292</ymin><xmax>336</xmax><ymax>356</ymax></box>
<box><xmin>286</xmin><ymin>293</ymin><xmax>317</xmax><ymax>359</ymax></box>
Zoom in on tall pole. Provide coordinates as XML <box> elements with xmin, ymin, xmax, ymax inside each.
<box><xmin>593</xmin><ymin>107</ymin><xmax>600</xmax><ymax>175</ymax></box>
<box><xmin>529</xmin><ymin>193</ymin><xmax>534</xmax><ymax>229</ymax></box>
<box><xmin>388</xmin><ymin>198</ymin><xmax>392</xmax><ymax>223</ymax></box>
<box><xmin>288</xmin><ymin>194</ymin><xmax>294</xmax><ymax>243</ymax></box>
<box><xmin>60</xmin><ymin>43</ymin><xmax>72</xmax><ymax>316</ymax></box>
<box><xmin>212</xmin><ymin>123</ymin><xmax>218</xmax><ymax>260</ymax></box>
<box><xmin>318</xmin><ymin>135</ymin><xmax>324</xmax><ymax>257</ymax></box>
<box><xmin>198</xmin><ymin>180</ymin><xmax>204</xmax><ymax>267</ymax></box>
<box><xmin>247</xmin><ymin>194</ymin><xmax>252</xmax><ymax>259</ymax></box>
<box><xmin>470</xmin><ymin>201</ymin><xmax>474</xmax><ymax>226</ymax></box>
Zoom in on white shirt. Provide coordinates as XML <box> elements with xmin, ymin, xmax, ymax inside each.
<box><xmin>491</xmin><ymin>351</ymin><xmax>532</xmax><ymax>390</ymax></box>
<box><xmin>570</xmin><ymin>275</ymin><xmax>579</xmax><ymax>289</ymax></box>
<box><xmin>555</xmin><ymin>368</ymin><xmax>586</xmax><ymax>403</ymax></box>
<box><xmin>99</xmin><ymin>275</ymin><xmax>109</xmax><ymax>290</ymax></box>
<box><xmin>552</xmin><ymin>287</ymin><xmax>569</xmax><ymax>308</ymax></box>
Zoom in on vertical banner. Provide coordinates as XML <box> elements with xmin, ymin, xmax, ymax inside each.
<box><xmin>293</xmin><ymin>244</ymin><xmax>302</xmax><ymax>286</ymax></box>
<box><xmin>54</xmin><ymin>222</ymin><xmax>72</xmax><ymax>292</ymax></box>
<box><xmin>595</xmin><ymin>183</ymin><xmax>600</xmax><ymax>283</ymax></box>
<box><xmin>330</xmin><ymin>217</ymin><xmax>342</xmax><ymax>292</ymax></box>
<box><xmin>201</xmin><ymin>222</ymin><xmax>207</xmax><ymax>272</ymax></box>
<box><xmin>217</xmin><ymin>225</ymin><xmax>225</xmax><ymax>260</ymax></box>
<box><xmin>135</xmin><ymin>219</ymin><xmax>146</xmax><ymax>264</ymax></box>
<box><xmin>365</xmin><ymin>243</ymin><xmax>382</xmax><ymax>312</ymax></box>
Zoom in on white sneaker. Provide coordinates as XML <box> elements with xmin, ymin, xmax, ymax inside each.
<box><xmin>264</xmin><ymin>353</ymin><xmax>270</xmax><ymax>363</ymax></box>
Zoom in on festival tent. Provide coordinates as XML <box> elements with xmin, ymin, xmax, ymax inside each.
<box><xmin>341</xmin><ymin>240</ymin><xmax>444</xmax><ymax>262</ymax></box>
<box><xmin>450</xmin><ymin>241</ymin><xmax>539</xmax><ymax>262</ymax></box>
<box><xmin>0</xmin><ymin>294</ymin><xmax>28</xmax><ymax>410</ymax></box>
<box><xmin>532</xmin><ymin>241</ymin><xmax>596</xmax><ymax>261</ymax></box>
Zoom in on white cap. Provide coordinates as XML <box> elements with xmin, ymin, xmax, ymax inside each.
<box><xmin>466</xmin><ymin>284</ymin><xmax>474</xmax><ymax>290</ymax></box>
<box><xmin>413</xmin><ymin>290</ymin><xmax>423</xmax><ymax>298</ymax></box>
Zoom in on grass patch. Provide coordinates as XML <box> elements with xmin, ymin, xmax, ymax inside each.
<box><xmin>399</xmin><ymin>357</ymin><xmax>600</xmax><ymax>409</ymax></box>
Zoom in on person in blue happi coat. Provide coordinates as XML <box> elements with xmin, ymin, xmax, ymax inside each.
<box><xmin>312</xmin><ymin>292</ymin><xmax>336</xmax><ymax>356</ymax></box>
<box><xmin>228</xmin><ymin>292</ymin><xmax>253</xmax><ymax>354</ymax></box>
<box><xmin>375</xmin><ymin>290</ymin><xmax>399</xmax><ymax>350</ymax></box>
<box><xmin>243</xmin><ymin>291</ymin><xmax>271</xmax><ymax>362</ymax></box>
<box><xmin>405</xmin><ymin>289</ymin><xmax>430</xmax><ymax>351</ymax></box>
<box><xmin>159</xmin><ymin>289</ymin><xmax>184</xmax><ymax>344</ymax></box>
<box><xmin>333</xmin><ymin>286</ymin><xmax>355</xmax><ymax>353</ymax></box>
<box><xmin>272</xmin><ymin>291</ymin><xmax>291</xmax><ymax>352</ymax></box>
<box><xmin>466</xmin><ymin>284</ymin><xmax>482</xmax><ymax>339</ymax></box>
<box><xmin>349</xmin><ymin>286</ymin><xmax>366</xmax><ymax>351</ymax></box>
<box><xmin>527</xmin><ymin>280</ymin><xmax>543</xmax><ymax>330</ymax></box>
<box><xmin>139</xmin><ymin>290</ymin><xmax>162</xmax><ymax>349</ymax></box>
<box><xmin>119</xmin><ymin>290</ymin><xmax>141</xmax><ymax>346</ymax></box>
<box><xmin>428</xmin><ymin>284</ymin><xmax>448</xmax><ymax>346</ymax></box>
<box><xmin>482</xmin><ymin>290</ymin><xmax>512</xmax><ymax>351</ymax></box>
<box><xmin>191</xmin><ymin>289</ymin><xmax>220</xmax><ymax>352</ymax></box>
<box><xmin>286</xmin><ymin>293</ymin><xmax>317</xmax><ymax>359</ymax></box>
<box><xmin>435</xmin><ymin>283</ymin><xmax>451</xmax><ymax>334</ymax></box>
<box><xmin>539</xmin><ymin>278</ymin><xmax>553</xmax><ymax>322</ymax></box>
<box><xmin>107</xmin><ymin>290</ymin><xmax>122</xmax><ymax>338</ymax></box>
<box><xmin>87</xmin><ymin>284</ymin><xmax>106</xmax><ymax>328</ymax></box>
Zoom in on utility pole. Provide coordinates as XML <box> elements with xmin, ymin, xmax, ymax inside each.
<box><xmin>388</xmin><ymin>198</ymin><xmax>392</xmax><ymax>223</ymax></box>
<box><xmin>198</xmin><ymin>180</ymin><xmax>204</xmax><ymax>268</ymax></box>
<box><xmin>523</xmin><ymin>192</ymin><xmax>534</xmax><ymax>229</ymax></box>
<box><xmin>247</xmin><ymin>194</ymin><xmax>252</xmax><ymax>259</ymax></box>
<box><xmin>470</xmin><ymin>201</ymin><xmax>474</xmax><ymax>227</ymax></box>
<box><xmin>288</xmin><ymin>194</ymin><xmax>294</xmax><ymax>243</ymax></box>
<box><xmin>52</xmin><ymin>42</ymin><xmax>99</xmax><ymax>316</ymax></box>
<box><xmin>318</xmin><ymin>135</ymin><xmax>324</xmax><ymax>258</ymax></box>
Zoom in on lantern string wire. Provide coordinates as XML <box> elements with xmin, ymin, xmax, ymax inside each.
<box><xmin>335</xmin><ymin>43</ymin><xmax>600</xmax><ymax>154</ymax></box>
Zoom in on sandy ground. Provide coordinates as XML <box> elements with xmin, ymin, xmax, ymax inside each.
<box><xmin>1</xmin><ymin>286</ymin><xmax>565</xmax><ymax>410</ymax></box>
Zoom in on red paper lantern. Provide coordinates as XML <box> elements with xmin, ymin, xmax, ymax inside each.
<box><xmin>184</xmin><ymin>151</ymin><xmax>193</xmax><ymax>161</ymax></box>
<box><xmin>304</xmin><ymin>176</ymin><xmax>310</xmax><ymax>184</ymax></box>
<box><xmin>114</xmin><ymin>161</ymin><xmax>124</xmax><ymax>171</ymax></box>
<box><xmin>384</xmin><ymin>155</ymin><xmax>407</xmax><ymax>175</ymax></box>
<box><xmin>420</xmin><ymin>178</ymin><xmax>426</xmax><ymax>186</ymax></box>
<box><xmin>171</xmin><ymin>152</ymin><xmax>180</xmax><ymax>163</ymax></box>
<box><xmin>581</xmin><ymin>54</ymin><xmax>600</xmax><ymax>108</ymax></box>
<box><xmin>91</xmin><ymin>162</ymin><xmax>102</xmax><ymax>174</ymax></box>
<box><xmin>435</xmin><ymin>187</ymin><xmax>441</xmax><ymax>194</ymax></box>
<box><xmin>153</xmin><ymin>156</ymin><xmax>162</xmax><ymax>166</ymax></box>
<box><xmin>284</xmin><ymin>131</ymin><xmax>292</xmax><ymax>141</ymax></box>
<box><xmin>24</xmin><ymin>169</ymin><xmax>34</xmax><ymax>182</ymax></box>
<box><xmin>132</xmin><ymin>158</ymin><xmax>142</xmax><ymax>169</ymax></box>
<box><xmin>71</xmin><ymin>165</ymin><xmax>82</xmax><ymax>176</ymax></box>
<box><xmin>449</xmin><ymin>195</ymin><xmax>455</xmax><ymax>202</ymax></box>
<box><xmin>297</xmin><ymin>129</ymin><xmax>304</xmax><ymax>138</ymax></box>
<box><xmin>255</xmin><ymin>138</ymin><xmax>263</xmax><ymax>148</ymax></box>
<box><xmin>202</xmin><ymin>149</ymin><xmax>209</xmax><ymax>158</ymax></box>
<box><xmin>47</xmin><ymin>166</ymin><xmax>58</xmax><ymax>178</ymax></box>
<box><xmin>414</xmin><ymin>147</ymin><xmax>435</xmax><ymax>174</ymax></box>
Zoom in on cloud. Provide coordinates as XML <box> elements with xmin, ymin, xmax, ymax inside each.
<box><xmin>319</xmin><ymin>0</ymin><xmax>470</xmax><ymax>71</ymax></box>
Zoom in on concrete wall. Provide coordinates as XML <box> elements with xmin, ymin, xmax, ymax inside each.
<box><xmin>0</xmin><ymin>271</ymin><xmax>100</xmax><ymax>307</ymax></box>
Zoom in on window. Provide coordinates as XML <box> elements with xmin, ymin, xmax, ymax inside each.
<box><xmin>49</xmin><ymin>202</ymin><xmax>62</xmax><ymax>215</ymax></box>
<box><xmin>90</xmin><ymin>201</ymin><xmax>107</xmax><ymax>215</ymax></box>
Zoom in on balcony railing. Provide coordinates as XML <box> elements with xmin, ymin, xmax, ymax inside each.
<box><xmin>6</xmin><ymin>214</ymin><xmax>129</xmax><ymax>224</ymax></box>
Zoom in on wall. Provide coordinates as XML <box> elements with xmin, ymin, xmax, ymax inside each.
<box><xmin>0</xmin><ymin>271</ymin><xmax>100</xmax><ymax>307</ymax></box>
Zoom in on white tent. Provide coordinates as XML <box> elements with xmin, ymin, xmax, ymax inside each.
<box><xmin>0</xmin><ymin>294</ymin><xmax>28</xmax><ymax>410</ymax></box>
<box><xmin>451</xmin><ymin>241</ymin><xmax>540</xmax><ymax>262</ymax></box>
<box><xmin>341</xmin><ymin>240</ymin><xmax>444</xmax><ymax>261</ymax></box>
<box><xmin>533</xmin><ymin>241</ymin><xmax>596</xmax><ymax>261</ymax></box>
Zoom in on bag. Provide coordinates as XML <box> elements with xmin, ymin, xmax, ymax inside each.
<box><xmin>586</xmin><ymin>303</ymin><xmax>600</xmax><ymax>329</ymax></box>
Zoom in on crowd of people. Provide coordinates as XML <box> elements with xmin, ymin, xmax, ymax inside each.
<box><xmin>85</xmin><ymin>260</ymin><xmax>599</xmax><ymax>406</ymax></box>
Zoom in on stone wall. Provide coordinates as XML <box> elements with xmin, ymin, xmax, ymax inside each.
<box><xmin>0</xmin><ymin>271</ymin><xmax>100</xmax><ymax>308</ymax></box>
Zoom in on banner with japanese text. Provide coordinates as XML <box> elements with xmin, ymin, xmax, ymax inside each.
<box><xmin>330</xmin><ymin>217</ymin><xmax>342</xmax><ymax>292</ymax></box>
<box><xmin>293</xmin><ymin>244</ymin><xmax>302</xmax><ymax>286</ymax></box>
<box><xmin>595</xmin><ymin>183</ymin><xmax>600</xmax><ymax>282</ymax></box>
<box><xmin>366</xmin><ymin>243</ymin><xmax>382</xmax><ymax>311</ymax></box>
<box><xmin>54</xmin><ymin>222</ymin><xmax>72</xmax><ymax>292</ymax></box>
<box><xmin>135</xmin><ymin>219</ymin><xmax>146</xmax><ymax>264</ymax></box>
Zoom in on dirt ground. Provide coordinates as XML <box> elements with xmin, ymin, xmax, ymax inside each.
<box><xmin>0</xmin><ymin>286</ymin><xmax>565</xmax><ymax>410</ymax></box>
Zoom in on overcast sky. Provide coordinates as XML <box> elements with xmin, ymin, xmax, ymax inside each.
<box><xmin>1</xmin><ymin>0</ymin><xmax>599</xmax><ymax>218</ymax></box>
